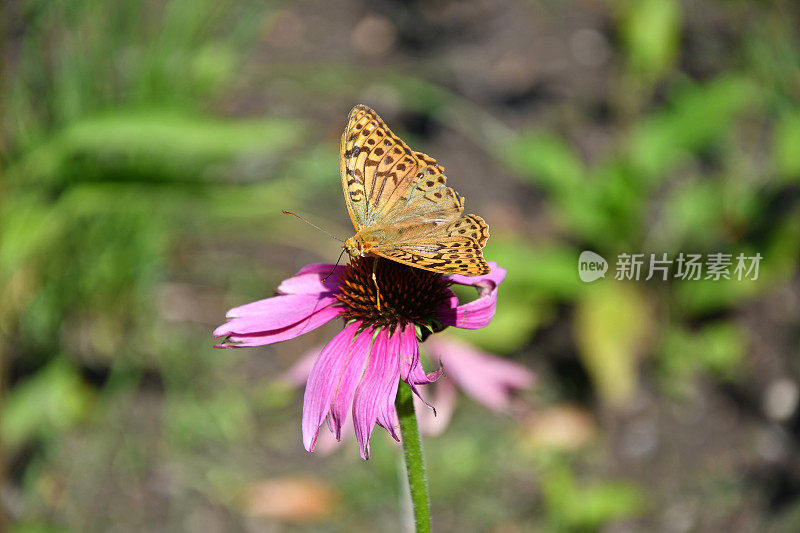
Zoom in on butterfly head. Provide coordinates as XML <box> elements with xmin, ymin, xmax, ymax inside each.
<box><xmin>343</xmin><ymin>236</ymin><xmax>364</xmax><ymax>258</ymax></box>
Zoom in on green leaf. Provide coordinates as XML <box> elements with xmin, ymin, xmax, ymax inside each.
<box><xmin>8</xmin><ymin>112</ymin><xmax>304</xmax><ymax>187</ymax></box>
<box><xmin>629</xmin><ymin>76</ymin><xmax>757</xmax><ymax>181</ymax></box>
<box><xmin>542</xmin><ymin>462</ymin><xmax>647</xmax><ymax>530</ymax></box>
<box><xmin>166</xmin><ymin>391</ymin><xmax>253</xmax><ymax>449</ymax></box>
<box><xmin>575</xmin><ymin>282</ymin><xmax>651</xmax><ymax>407</ymax></box>
<box><xmin>484</xmin><ymin>237</ymin><xmax>585</xmax><ymax>301</ymax></box>
<box><xmin>502</xmin><ymin>132</ymin><xmax>584</xmax><ymax>193</ymax></box>
<box><xmin>0</xmin><ymin>196</ymin><xmax>63</xmax><ymax>282</ymax></box>
<box><xmin>1</xmin><ymin>360</ymin><xmax>93</xmax><ymax>452</ymax></box>
<box><xmin>660</xmin><ymin>180</ymin><xmax>725</xmax><ymax>248</ymax></box>
<box><xmin>774</xmin><ymin>111</ymin><xmax>800</xmax><ymax>181</ymax></box>
<box><xmin>619</xmin><ymin>0</ymin><xmax>681</xmax><ymax>79</ymax></box>
<box><xmin>659</xmin><ymin>323</ymin><xmax>746</xmax><ymax>392</ymax></box>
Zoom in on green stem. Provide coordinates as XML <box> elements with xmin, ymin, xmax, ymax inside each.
<box><xmin>395</xmin><ymin>383</ymin><xmax>431</xmax><ymax>533</ymax></box>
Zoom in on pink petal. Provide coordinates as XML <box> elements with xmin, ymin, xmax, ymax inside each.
<box><xmin>376</xmin><ymin>329</ymin><xmax>403</xmax><ymax>441</ymax></box>
<box><xmin>215</xmin><ymin>294</ymin><xmax>338</xmax><ymax>336</ymax></box>
<box><xmin>397</xmin><ymin>325</ymin><xmax>441</xmax><ymax>412</ymax></box>
<box><xmin>376</xmin><ymin>377</ymin><xmax>400</xmax><ymax>442</ymax></box>
<box><xmin>425</xmin><ymin>337</ymin><xmax>535</xmax><ymax>411</ymax></box>
<box><xmin>437</xmin><ymin>263</ymin><xmax>505</xmax><ymax>330</ymax></box>
<box><xmin>302</xmin><ymin>322</ymin><xmax>362</xmax><ymax>451</ymax></box>
<box><xmin>398</xmin><ymin>324</ymin><xmax>419</xmax><ymax>382</ymax></box>
<box><xmin>446</xmin><ymin>262</ymin><xmax>506</xmax><ymax>292</ymax></box>
<box><xmin>399</xmin><ymin>325</ymin><xmax>441</xmax><ymax>385</ymax></box>
<box><xmin>352</xmin><ymin>328</ymin><xmax>401</xmax><ymax>459</ymax></box>
<box><xmin>329</xmin><ymin>327</ymin><xmax>373</xmax><ymax>439</ymax></box>
<box><xmin>276</xmin><ymin>263</ymin><xmax>347</xmax><ymax>295</ymax></box>
<box><xmin>215</xmin><ymin>305</ymin><xmax>341</xmax><ymax>348</ymax></box>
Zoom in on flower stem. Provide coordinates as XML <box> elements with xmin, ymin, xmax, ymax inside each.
<box><xmin>395</xmin><ymin>383</ymin><xmax>431</xmax><ymax>533</ymax></box>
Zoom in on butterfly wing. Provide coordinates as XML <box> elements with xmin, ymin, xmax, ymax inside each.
<box><xmin>340</xmin><ymin>105</ymin><xmax>450</xmax><ymax>228</ymax></box>
<box><xmin>339</xmin><ymin>108</ymin><xmax>370</xmax><ymax>229</ymax></box>
<box><xmin>371</xmin><ymin>212</ymin><xmax>491</xmax><ymax>276</ymax></box>
<box><xmin>339</xmin><ymin>105</ymin><xmax>490</xmax><ymax>275</ymax></box>
<box><xmin>373</xmin><ymin>237</ymin><xmax>490</xmax><ymax>276</ymax></box>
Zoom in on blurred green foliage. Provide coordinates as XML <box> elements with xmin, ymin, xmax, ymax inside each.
<box><xmin>541</xmin><ymin>459</ymin><xmax>646</xmax><ymax>532</ymax></box>
<box><xmin>2</xmin><ymin>0</ymin><xmax>800</xmax><ymax>531</ymax></box>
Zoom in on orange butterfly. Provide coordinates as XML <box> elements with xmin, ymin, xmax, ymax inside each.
<box><xmin>340</xmin><ymin>105</ymin><xmax>490</xmax><ymax>277</ymax></box>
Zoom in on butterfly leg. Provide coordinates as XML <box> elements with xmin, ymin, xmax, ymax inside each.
<box><xmin>371</xmin><ymin>257</ymin><xmax>382</xmax><ymax>311</ymax></box>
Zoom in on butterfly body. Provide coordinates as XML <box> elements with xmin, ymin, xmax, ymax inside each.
<box><xmin>340</xmin><ymin>105</ymin><xmax>490</xmax><ymax>277</ymax></box>
<box><xmin>343</xmin><ymin>230</ymin><xmax>382</xmax><ymax>258</ymax></box>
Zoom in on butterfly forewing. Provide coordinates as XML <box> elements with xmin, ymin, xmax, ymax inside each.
<box><xmin>341</xmin><ymin>106</ymin><xmax>424</xmax><ymax>227</ymax></box>
<box><xmin>339</xmin><ymin>104</ymin><xmax>490</xmax><ymax>276</ymax></box>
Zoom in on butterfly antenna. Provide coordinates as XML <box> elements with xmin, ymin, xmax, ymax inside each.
<box><xmin>282</xmin><ymin>210</ymin><xmax>343</xmax><ymax>242</ymax></box>
<box><xmin>322</xmin><ymin>249</ymin><xmax>347</xmax><ymax>282</ymax></box>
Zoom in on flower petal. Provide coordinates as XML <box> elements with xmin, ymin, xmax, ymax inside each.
<box><xmin>396</xmin><ymin>325</ymin><xmax>440</xmax><ymax>413</ymax></box>
<box><xmin>302</xmin><ymin>321</ymin><xmax>362</xmax><ymax>452</ymax></box>
<box><xmin>216</xmin><ymin>294</ymin><xmax>338</xmax><ymax>336</ymax></box>
<box><xmin>425</xmin><ymin>336</ymin><xmax>535</xmax><ymax>411</ymax></box>
<box><xmin>276</xmin><ymin>263</ymin><xmax>347</xmax><ymax>295</ymax></box>
<box><xmin>376</xmin><ymin>330</ymin><xmax>403</xmax><ymax>441</ymax></box>
<box><xmin>215</xmin><ymin>305</ymin><xmax>341</xmax><ymax>348</ymax></box>
<box><xmin>329</xmin><ymin>327</ymin><xmax>373</xmax><ymax>439</ymax></box>
<box><xmin>399</xmin><ymin>325</ymin><xmax>441</xmax><ymax>385</ymax></box>
<box><xmin>437</xmin><ymin>263</ymin><xmax>505</xmax><ymax>329</ymax></box>
<box><xmin>352</xmin><ymin>328</ymin><xmax>401</xmax><ymax>459</ymax></box>
<box><xmin>376</xmin><ymin>380</ymin><xmax>400</xmax><ymax>442</ymax></box>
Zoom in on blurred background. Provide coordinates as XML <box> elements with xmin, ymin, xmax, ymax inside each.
<box><xmin>2</xmin><ymin>0</ymin><xmax>800</xmax><ymax>531</ymax></box>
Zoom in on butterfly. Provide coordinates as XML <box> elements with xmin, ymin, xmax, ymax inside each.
<box><xmin>340</xmin><ymin>105</ymin><xmax>490</xmax><ymax>277</ymax></box>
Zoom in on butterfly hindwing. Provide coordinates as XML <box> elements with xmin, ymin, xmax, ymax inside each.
<box><xmin>441</xmin><ymin>214</ymin><xmax>490</xmax><ymax>248</ymax></box>
<box><xmin>373</xmin><ymin>236</ymin><xmax>490</xmax><ymax>276</ymax></box>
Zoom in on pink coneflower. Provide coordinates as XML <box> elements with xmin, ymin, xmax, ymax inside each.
<box><xmin>283</xmin><ymin>335</ymin><xmax>535</xmax><ymax>450</ymax></box>
<box><xmin>214</xmin><ymin>257</ymin><xmax>505</xmax><ymax>459</ymax></box>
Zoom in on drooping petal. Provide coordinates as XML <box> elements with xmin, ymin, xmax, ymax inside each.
<box><xmin>302</xmin><ymin>321</ymin><xmax>362</xmax><ymax>452</ymax></box>
<box><xmin>425</xmin><ymin>336</ymin><xmax>535</xmax><ymax>411</ymax></box>
<box><xmin>276</xmin><ymin>263</ymin><xmax>347</xmax><ymax>296</ymax></box>
<box><xmin>215</xmin><ymin>305</ymin><xmax>342</xmax><ymax>348</ymax></box>
<box><xmin>397</xmin><ymin>324</ymin><xmax>441</xmax><ymax>412</ymax></box>
<box><xmin>376</xmin><ymin>331</ymin><xmax>403</xmax><ymax>442</ymax></box>
<box><xmin>399</xmin><ymin>324</ymin><xmax>441</xmax><ymax>385</ymax></box>
<box><xmin>377</xmin><ymin>397</ymin><xmax>399</xmax><ymax>442</ymax></box>
<box><xmin>216</xmin><ymin>293</ymin><xmax>338</xmax><ymax>335</ymax></box>
<box><xmin>352</xmin><ymin>328</ymin><xmax>401</xmax><ymax>459</ymax></box>
<box><xmin>329</xmin><ymin>327</ymin><xmax>373</xmax><ymax>439</ymax></box>
<box><xmin>398</xmin><ymin>324</ymin><xmax>418</xmax><ymax>382</ymax></box>
<box><xmin>284</xmin><ymin>333</ymin><xmax>373</xmax><ymax>441</ymax></box>
<box><xmin>437</xmin><ymin>262</ymin><xmax>506</xmax><ymax>329</ymax></box>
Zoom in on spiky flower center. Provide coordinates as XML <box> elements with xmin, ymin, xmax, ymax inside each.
<box><xmin>336</xmin><ymin>256</ymin><xmax>451</xmax><ymax>330</ymax></box>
